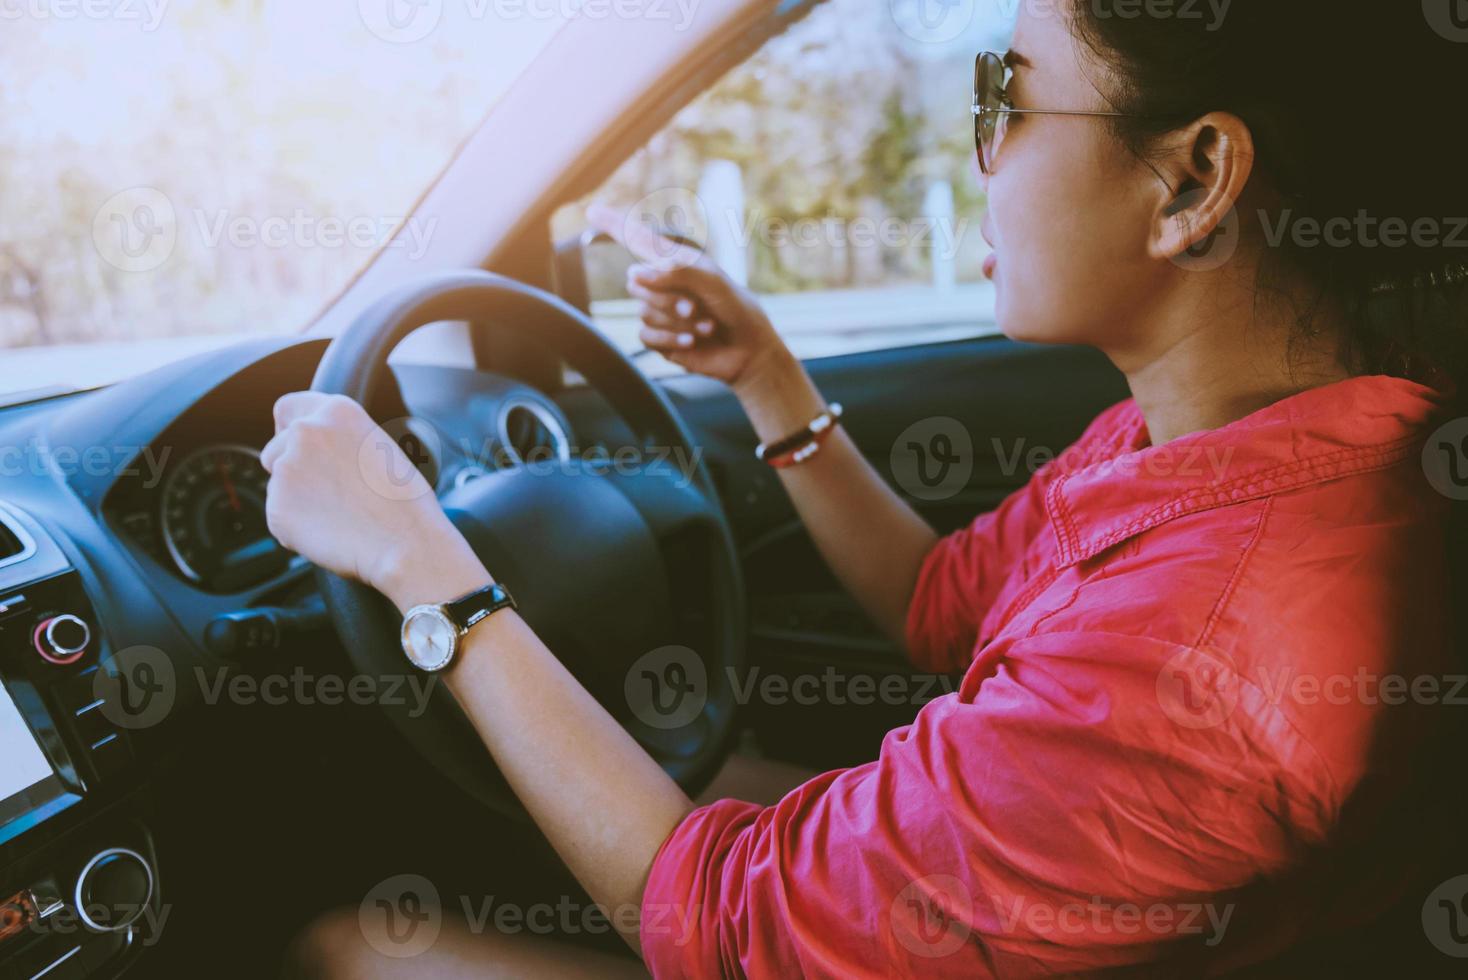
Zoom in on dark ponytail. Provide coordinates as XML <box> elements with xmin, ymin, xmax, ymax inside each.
<box><xmin>1068</xmin><ymin>1</ymin><xmax>1468</xmax><ymax>389</ymax></box>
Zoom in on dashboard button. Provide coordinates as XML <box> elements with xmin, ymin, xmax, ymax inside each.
<box><xmin>0</xmin><ymin>591</ymin><xmax>28</xmax><ymax>621</ymax></box>
<box><xmin>5</xmin><ymin>938</ymin><xmax>86</xmax><ymax>980</ymax></box>
<box><xmin>60</xmin><ymin>666</ymin><xmax>103</xmax><ymax>713</ymax></box>
<box><xmin>89</xmin><ymin>734</ymin><xmax>131</xmax><ymax>784</ymax></box>
<box><xmin>1</xmin><ymin>889</ymin><xmax>38</xmax><ymax>946</ymax></box>
<box><xmin>73</xmin><ymin>698</ymin><xmax>114</xmax><ymax>747</ymax></box>
<box><xmin>74</xmin><ymin>849</ymin><xmax>154</xmax><ymax>934</ymax></box>
<box><xmin>31</xmin><ymin>614</ymin><xmax>91</xmax><ymax>666</ymax></box>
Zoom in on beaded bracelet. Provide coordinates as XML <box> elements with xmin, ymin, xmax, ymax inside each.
<box><xmin>756</xmin><ymin>403</ymin><xmax>844</xmax><ymax>469</ymax></box>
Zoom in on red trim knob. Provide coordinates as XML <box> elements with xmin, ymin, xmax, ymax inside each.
<box><xmin>32</xmin><ymin>614</ymin><xmax>90</xmax><ymax>666</ymax></box>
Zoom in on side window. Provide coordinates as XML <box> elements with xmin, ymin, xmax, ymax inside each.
<box><xmin>553</xmin><ymin>0</ymin><xmax>1013</xmax><ymax>365</ymax></box>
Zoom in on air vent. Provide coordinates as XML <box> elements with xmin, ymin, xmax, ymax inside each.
<box><xmin>0</xmin><ymin>505</ymin><xmax>37</xmax><ymax>569</ymax></box>
<box><xmin>0</xmin><ymin>519</ymin><xmax>21</xmax><ymax>559</ymax></box>
<box><xmin>497</xmin><ymin>399</ymin><xmax>571</xmax><ymax>468</ymax></box>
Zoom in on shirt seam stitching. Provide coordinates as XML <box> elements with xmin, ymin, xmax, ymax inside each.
<box><xmin>1195</xmin><ymin>496</ymin><xmax>1274</xmax><ymax>650</ymax></box>
<box><xmin>1027</xmin><ymin>579</ymin><xmax>1082</xmax><ymax>638</ymax></box>
<box><xmin>992</xmin><ymin>565</ymin><xmax>1062</xmax><ymax>638</ymax></box>
<box><xmin>1070</xmin><ymin>438</ymin><xmax>1414</xmax><ymax>561</ymax></box>
<box><xmin>1185</xmin><ymin>497</ymin><xmax>1347</xmax><ymax>810</ymax></box>
<box><xmin>1048</xmin><ymin>476</ymin><xmax>1079</xmax><ymax>563</ymax></box>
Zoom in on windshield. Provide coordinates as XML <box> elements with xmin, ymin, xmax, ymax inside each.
<box><xmin>0</xmin><ymin>2</ymin><xmax>567</xmax><ymax>400</ymax></box>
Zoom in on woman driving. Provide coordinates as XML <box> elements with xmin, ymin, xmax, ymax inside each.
<box><xmin>272</xmin><ymin>2</ymin><xmax>1466</xmax><ymax>976</ymax></box>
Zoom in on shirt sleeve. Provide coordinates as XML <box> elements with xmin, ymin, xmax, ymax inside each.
<box><xmin>639</xmin><ymin>633</ymin><xmax>1331</xmax><ymax>979</ymax></box>
<box><xmin>903</xmin><ymin>472</ymin><xmax>1051</xmax><ymax>674</ymax></box>
<box><xmin>904</xmin><ymin>400</ymin><xmax>1140</xmax><ymax>675</ymax></box>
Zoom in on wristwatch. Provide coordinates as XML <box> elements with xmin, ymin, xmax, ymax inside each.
<box><xmin>400</xmin><ymin>583</ymin><xmax>516</xmax><ymax>673</ymax></box>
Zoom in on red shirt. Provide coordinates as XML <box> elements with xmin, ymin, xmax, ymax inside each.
<box><xmin>640</xmin><ymin>376</ymin><xmax>1452</xmax><ymax>977</ymax></box>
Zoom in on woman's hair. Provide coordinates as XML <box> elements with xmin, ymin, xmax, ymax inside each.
<box><xmin>1068</xmin><ymin>1</ymin><xmax>1468</xmax><ymax>388</ymax></box>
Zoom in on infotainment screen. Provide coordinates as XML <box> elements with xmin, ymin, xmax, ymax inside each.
<box><xmin>0</xmin><ymin>680</ymin><xmax>74</xmax><ymax>846</ymax></box>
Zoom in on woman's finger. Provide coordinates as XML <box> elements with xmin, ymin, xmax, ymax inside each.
<box><xmin>640</xmin><ymin>326</ymin><xmax>697</xmax><ymax>351</ymax></box>
<box><xmin>260</xmin><ymin>430</ymin><xmax>289</xmax><ymax>474</ymax></box>
<box><xmin>272</xmin><ymin>390</ymin><xmax>325</xmax><ymax>433</ymax></box>
<box><xmin>626</xmin><ymin>279</ymin><xmax>683</xmax><ymax>315</ymax></box>
<box><xmin>628</xmin><ymin>263</ymin><xmax>675</xmax><ymax>291</ymax></box>
<box><xmin>629</xmin><ymin>262</ymin><xmax>723</xmax><ymax>303</ymax></box>
<box><xmin>639</xmin><ymin>306</ymin><xmax>683</xmax><ymax>332</ymax></box>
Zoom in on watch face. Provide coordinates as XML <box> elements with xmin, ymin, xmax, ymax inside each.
<box><xmin>401</xmin><ymin>607</ymin><xmax>458</xmax><ymax>672</ymax></box>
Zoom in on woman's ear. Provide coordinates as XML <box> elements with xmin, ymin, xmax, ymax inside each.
<box><xmin>1146</xmin><ymin>112</ymin><xmax>1255</xmax><ymax>264</ymax></box>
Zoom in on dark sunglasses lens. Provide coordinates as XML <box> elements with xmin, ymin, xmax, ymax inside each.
<box><xmin>974</xmin><ymin>53</ymin><xmax>1004</xmax><ymax>171</ymax></box>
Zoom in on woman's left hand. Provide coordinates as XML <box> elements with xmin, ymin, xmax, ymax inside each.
<box><xmin>261</xmin><ymin>392</ymin><xmax>489</xmax><ymax>611</ymax></box>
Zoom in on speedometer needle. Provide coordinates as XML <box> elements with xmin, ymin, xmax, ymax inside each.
<box><xmin>216</xmin><ymin>456</ymin><xmax>242</xmax><ymax>512</ymax></box>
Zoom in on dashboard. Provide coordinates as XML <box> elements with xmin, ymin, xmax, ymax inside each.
<box><xmin>0</xmin><ymin>336</ymin><xmax>590</xmax><ymax>980</ymax></box>
<box><xmin>99</xmin><ymin>343</ymin><xmax>579</xmax><ymax>597</ymax></box>
<box><xmin>112</xmin><ymin>442</ymin><xmax>288</xmax><ymax>595</ymax></box>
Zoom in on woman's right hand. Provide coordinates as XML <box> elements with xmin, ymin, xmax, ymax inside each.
<box><xmin>587</xmin><ymin>203</ymin><xmax>789</xmax><ymax>392</ymax></box>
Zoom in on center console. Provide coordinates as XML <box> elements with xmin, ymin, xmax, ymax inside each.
<box><xmin>0</xmin><ymin>503</ymin><xmax>158</xmax><ymax>980</ymax></box>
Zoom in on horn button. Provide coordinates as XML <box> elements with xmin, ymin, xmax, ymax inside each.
<box><xmin>439</xmin><ymin>467</ymin><xmax>672</xmax><ymax>703</ymax></box>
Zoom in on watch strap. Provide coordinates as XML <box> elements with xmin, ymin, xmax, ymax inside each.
<box><xmin>444</xmin><ymin>582</ymin><xmax>516</xmax><ymax>633</ymax></box>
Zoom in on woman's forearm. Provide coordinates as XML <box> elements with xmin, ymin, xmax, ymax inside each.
<box><xmin>383</xmin><ymin>551</ymin><xmax>694</xmax><ymax>958</ymax></box>
<box><xmin>733</xmin><ymin>349</ymin><xmax>939</xmax><ymax>647</ymax></box>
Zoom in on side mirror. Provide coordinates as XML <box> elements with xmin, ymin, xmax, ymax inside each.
<box><xmin>553</xmin><ymin>228</ymin><xmax>705</xmax><ymax>316</ymax></box>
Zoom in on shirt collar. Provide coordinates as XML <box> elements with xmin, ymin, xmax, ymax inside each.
<box><xmin>1044</xmin><ymin>376</ymin><xmax>1448</xmax><ymax>568</ymax></box>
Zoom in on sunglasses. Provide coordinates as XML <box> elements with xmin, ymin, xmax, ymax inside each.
<box><xmin>972</xmin><ymin>50</ymin><xmax>1131</xmax><ymax>175</ymax></box>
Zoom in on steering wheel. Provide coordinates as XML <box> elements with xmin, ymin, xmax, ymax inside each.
<box><xmin>309</xmin><ymin>270</ymin><xmax>745</xmax><ymax>810</ymax></box>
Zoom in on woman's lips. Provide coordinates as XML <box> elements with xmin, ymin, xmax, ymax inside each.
<box><xmin>982</xmin><ymin>253</ymin><xmax>998</xmax><ymax>280</ymax></box>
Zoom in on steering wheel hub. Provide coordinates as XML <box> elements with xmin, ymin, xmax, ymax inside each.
<box><xmin>442</xmin><ymin>466</ymin><xmax>672</xmax><ymax>701</ymax></box>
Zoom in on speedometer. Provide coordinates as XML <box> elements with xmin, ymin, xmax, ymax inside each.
<box><xmin>160</xmin><ymin>445</ymin><xmax>290</xmax><ymax>591</ymax></box>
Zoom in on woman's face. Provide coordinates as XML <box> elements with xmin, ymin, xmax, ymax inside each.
<box><xmin>981</xmin><ymin>7</ymin><xmax>1167</xmax><ymax>351</ymax></box>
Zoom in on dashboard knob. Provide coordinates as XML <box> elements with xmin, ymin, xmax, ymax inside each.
<box><xmin>31</xmin><ymin>614</ymin><xmax>91</xmax><ymax>665</ymax></box>
<box><xmin>75</xmin><ymin>848</ymin><xmax>154</xmax><ymax>933</ymax></box>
